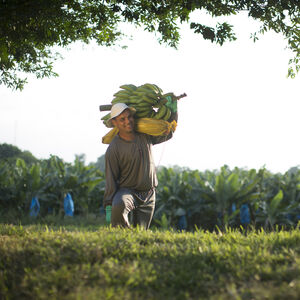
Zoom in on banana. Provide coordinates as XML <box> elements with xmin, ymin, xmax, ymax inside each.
<box><xmin>102</xmin><ymin>127</ymin><xmax>119</xmax><ymax>144</ymax></box>
<box><xmin>135</xmin><ymin>110</ymin><xmax>153</xmax><ymax>118</ymax></box>
<box><xmin>134</xmin><ymin>106</ymin><xmax>152</xmax><ymax>113</ymax></box>
<box><xmin>135</xmin><ymin>110</ymin><xmax>147</xmax><ymax>115</ymax></box>
<box><xmin>101</xmin><ymin>113</ymin><xmax>111</xmax><ymax>121</ymax></box>
<box><xmin>153</xmin><ymin>105</ymin><xmax>167</xmax><ymax>120</ymax></box>
<box><xmin>153</xmin><ymin>84</ymin><xmax>163</xmax><ymax>94</ymax></box>
<box><xmin>113</xmin><ymin>90</ymin><xmax>132</xmax><ymax>98</ymax></box>
<box><xmin>111</xmin><ymin>98</ymin><xmax>129</xmax><ymax>105</ymax></box>
<box><xmin>103</xmin><ymin>120</ymin><xmax>110</xmax><ymax>127</ymax></box>
<box><xmin>136</xmin><ymin>86</ymin><xmax>157</xmax><ymax>95</ymax></box>
<box><xmin>142</xmin><ymin>95</ymin><xmax>158</xmax><ymax>105</ymax></box>
<box><xmin>128</xmin><ymin>96</ymin><xmax>143</xmax><ymax>104</ymax></box>
<box><xmin>141</xmin><ymin>83</ymin><xmax>161</xmax><ymax>95</ymax></box>
<box><xmin>135</xmin><ymin>102</ymin><xmax>153</xmax><ymax>109</ymax></box>
<box><xmin>102</xmin><ymin>83</ymin><xmax>182</xmax><ymax>124</ymax></box>
<box><xmin>119</xmin><ymin>84</ymin><xmax>137</xmax><ymax>92</ymax></box>
<box><xmin>162</xmin><ymin>107</ymin><xmax>172</xmax><ymax>121</ymax></box>
<box><xmin>149</xmin><ymin>110</ymin><xmax>156</xmax><ymax>118</ymax></box>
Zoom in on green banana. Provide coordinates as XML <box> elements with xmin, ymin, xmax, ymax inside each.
<box><xmin>141</xmin><ymin>83</ymin><xmax>161</xmax><ymax>95</ymax></box>
<box><xmin>153</xmin><ymin>105</ymin><xmax>167</xmax><ymax>120</ymax></box>
<box><xmin>103</xmin><ymin>120</ymin><xmax>110</xmax><ymax>127</ymax></box>
<box><xmin>111</xmin><ymin>98</ymin><xmax>129</xmax><ymax>104</ymax></box>
<box><xmin>136</xmin><ymin>105</ymin><xmax>152</xmax><ymax>112</ymax></box>
<box><xmin>113</xmin><ymin>90</ymin><xmax>132</xmax><ymax>98</ymax></box>
<box><xmin>135</xmin><ymin>109</ymin><xmax>154</xmax><ymax>118</ymax></box>
<box><xmin>141</xmin><ymin>95</ymin><xmax>158</xmax><ymax>105</ymax></box>
<box><xmin>119</xmin><ymin>84</ymin><xmax>137</xmax><ymax>92</ymax></box>
<box><xmin>136</xmin><ymin>86</ymin><xmax>157</xmax><ymax>95</ymax></box>
<box><xmin>135</xmin><ymin>101</ymin><xmax>153</xmax><ymax>108</ymax></box>
<box><xmin>153</xmin><ymin>84</ymin><xmax>163</xmax><ymax>94</ymax></box>
<box><xmin>104</xmin><ymin>83</ymin><xmax>180</xmax><ymax>122</ymax></box>
<box><xmin>128</xmin><ymin>96</ymin><xmax>142</xmax><ymax>102</ymax></box>
<box><xmin>101</xmin><ymin>113</ymin><xmax>111</xmax><ymax>121</ymax></box>
<box><xmin>163</xmin><ymin>107</ymin><xmax>172</xmax><ymax>121</ymax></box>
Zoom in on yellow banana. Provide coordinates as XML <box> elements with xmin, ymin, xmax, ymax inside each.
<box><xmin>135</xmin><ymin>118</ymin><xmax>172</xmax><ymax>136</ymax></box>
<box><xmin>102</xmin><ymin>127</ymin><xmax>119</xmax><ymax>144</ymax></box>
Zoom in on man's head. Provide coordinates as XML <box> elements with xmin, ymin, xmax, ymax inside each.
<box><xmin>107</xmin><ymin>103</ymin><xmax>136</xmax><ymax>135</ymax></box>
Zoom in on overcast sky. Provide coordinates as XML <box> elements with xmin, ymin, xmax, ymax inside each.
<box><xmin>1</xmin><ymin>12</ymin><xmax>299</xmax><ymax>174</ymax></box>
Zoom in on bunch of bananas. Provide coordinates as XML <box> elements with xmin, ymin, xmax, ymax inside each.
<box><xmin>101</xmin><ymin>83</ymin><xmax>183</xmax><ymax>127</ymax></box>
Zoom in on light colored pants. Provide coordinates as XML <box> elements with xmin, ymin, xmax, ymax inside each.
<box><xmin>111</xmin><ymin>187</ymin><xmax>155</xmax><ymax>229</ymax></box>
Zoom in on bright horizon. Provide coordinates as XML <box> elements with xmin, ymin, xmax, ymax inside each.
<box><xmin>1</xmin><ymin>12</ymin><xmax>300</xmax><ymax>174</ymax></box>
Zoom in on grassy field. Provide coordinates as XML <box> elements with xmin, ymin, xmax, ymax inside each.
<box><xmin>1</xmin><ymin>221</ymin><xmax>300</xmax><ymax>300</ymax></box>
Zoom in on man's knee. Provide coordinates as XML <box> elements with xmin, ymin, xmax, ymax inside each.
<box><xmin>112</xmin><ymin>188</ymin><xmax>135</xmax><ymax>210</ymax></box>
<box><xmin>111</xmin><ymin>188</ymin><xmax>135</xmax><ymax>227</ymax></box>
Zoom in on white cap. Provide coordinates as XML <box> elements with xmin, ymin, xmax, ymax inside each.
<box><xmin>106</xmin><ymin>103</ymin><xmax>136</xmax><ymax>128</ymax></box>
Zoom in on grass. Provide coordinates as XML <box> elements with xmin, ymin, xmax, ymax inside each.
<box><xmin>1</xmin><ymin>222</ymin><xmax>300</xmax><ymax>300</ymax></box>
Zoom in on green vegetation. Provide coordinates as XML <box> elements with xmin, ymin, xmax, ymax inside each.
<box><xmin>1</xmin><ymin>224</ymin><xmax>300</xmax><ymax>299</ymax></box>
<box><xmin>1</xmin><ymin>1</ymin><xmax>299</xmax><ymax>90</ymax></box>
<box><xmin>2</xmin><ymin>144</ymin><xmax>300</xmax><ymax>298</ymax></box>
<box><xmin>1</xmin><ymin>143</ymin><xmax>300</xmax><ymax>231</ymax></box>
<box><xmin>0</xmin><ymin>143</ymin><xmax>39</xmax><ymax>165</ymax></box>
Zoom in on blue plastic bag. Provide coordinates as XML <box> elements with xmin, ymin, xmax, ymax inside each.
<box><xmin>29</xmin><ymin>196</ymin><xmax>40</xmax><ymax>217</ymax></box>
<box><xmin>232</xmin><ymin>203</ymin><xmax>236</xmax><ymax>213</ymax></box>
<box><xmin>64</xmin><ymin>193</ymin><xmax>74</xmax><ymax>217</ymax></box>
<box><xmin>240</xmin><ymin>204</ymin><xmax>250</xmax><ymax>225</ymax></box>
<box><xmin>178</xmin><ymin>215</ymin><xmax>187</xmax><ymax>230</ymax></box>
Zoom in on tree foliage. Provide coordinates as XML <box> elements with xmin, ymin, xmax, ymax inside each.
<box><xmin>1</xmin><ymin>0</ymin><xmax>299</xmax><ymax>90</ymax></box>
<box><xmin>0</xmin><ymin>143</ymin><xmax>38</xmax><ymax>165</ymax></box>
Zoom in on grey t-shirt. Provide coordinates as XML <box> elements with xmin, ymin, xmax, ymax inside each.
<box><xmin>103</xmin><ymin>132</ymin><xmax>172</xmax><ymax>207</ymax></box>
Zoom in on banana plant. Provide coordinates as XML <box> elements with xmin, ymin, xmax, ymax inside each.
<box><xmin>195</xmin><ymin>166</ymin><xmax>262</xmax><ymax>230</ymax></box>
<box><xmin>155</xmin><ymin>166</ymin><xmax>195</xmax><ymax>229</ymax></box>
<box><xmin>10</xmin><ymin>158</ymin><xmax>45</xmax><ymax>216</ymax></box>
<box><xmin>40</xmin><ymin>155</ymin><xmax>104</xmax><ymax>216</ymax></box>
<box><xmin>255</xmin><ymin>190</ymin><xmax>290</xmax><ymax>230</ymax></box>
<box><xmin>255</xmin><ymin>167</ymin><xmax>300</xmax><ymax>229</ymax></box>
<box><xmin>280</xmin><ymin>167</ymin><xmax>300</xmax><ymax>224</ymax></box>
<box><xmin>0</xmin><ymin>162</ymin><xmax>15</xmax><ymax>212</ymax></box>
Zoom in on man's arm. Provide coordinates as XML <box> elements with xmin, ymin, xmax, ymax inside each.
<box><xmin>103</xmin><ymin>147</ymin><xmax>119</xmax><ymax>208</ymax></box>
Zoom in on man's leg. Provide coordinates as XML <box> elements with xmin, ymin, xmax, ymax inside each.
<box><xmin>111</xmin><ymin>188</ymin><xmax>135</xmax><ymax>228</ymax></box>
<box><xmin>133</xmin><ymin>190</ymin><xmax>155</xmax><ymax>229</ymax></box>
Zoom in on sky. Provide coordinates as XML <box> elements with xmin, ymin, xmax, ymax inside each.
<box><xmin>1</xmin><ymin>12</ymin><xmax>300</xmax><ymax>174</ymax></box>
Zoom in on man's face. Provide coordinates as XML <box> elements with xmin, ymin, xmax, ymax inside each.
<box><xmin>112</xmin><ymin>109</ymin><xmax>135</xmax><ymax>134</ymax></box>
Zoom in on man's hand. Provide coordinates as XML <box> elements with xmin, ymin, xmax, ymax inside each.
<box><xmin>106</xmin><ymin>205</ymin><xmax>112</xmax><ymax>223</ymax></box>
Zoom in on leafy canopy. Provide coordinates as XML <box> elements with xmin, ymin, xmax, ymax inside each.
<box><xmin>1</xmin><ymin>0</ymin><xmax>299</xmax><ymax>90</ymax></box>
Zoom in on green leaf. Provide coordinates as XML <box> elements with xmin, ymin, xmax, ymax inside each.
<box><xmin>269</xmin><ymin>190</ymin><xmax>283</xmax><ymax>215</ymax></box>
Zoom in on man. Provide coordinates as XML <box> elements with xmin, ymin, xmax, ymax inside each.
<box><xmin>103</xmin><ymin>101</ymin><xmax>178</xmax><ymax>229</ymax></box>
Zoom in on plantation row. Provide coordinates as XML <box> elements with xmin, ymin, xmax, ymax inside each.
<box><xmin>1</xmin><ymin>153</ymin><xmax>300</xmax><ymax>230</ymax></box>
